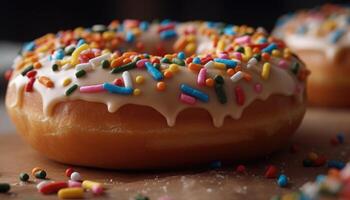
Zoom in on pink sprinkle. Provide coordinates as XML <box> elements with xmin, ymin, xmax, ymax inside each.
<box><xmin>92</xmin><ymin>185</ymin><xmax>104</xmax><ymax>195</ymax></box>
<box><xmin>68</xmin><ymin>180</ymin><xmax>82</xmax><ymax>188</ymax></box>
<box><xmin>80</xmin><ymin>84</ymin><xmax>104</xmax><ymax>93</ymax></box>
<box><xmin>158</xmin><ymin>196</ymin><xmax>173</xmax><ymax>200</ymax></box>
<box><xmin>233</xmin><ymin>52</ymin><xmax>242</xmax><ymax>61</ymax></box>
<box><xmin>136</xmin><ymin>59</ymin><xmax>149</xmax><ymax>68</ymax></box>
<box><xmin>254</xmin><ymin>83</ymin><xmax>263</xmax><ymax>93</ymax></box>
<box><xmin>278</xmin><ymin>60</ymin><xmax>289</xmax><ymax>69</ymax></box>
<box><xmin>218</xmin><ymin>53</ymin><xmax>229</xmax><ymax>59</ymax></box>
<box><xmin>180</xmin><ymin>93</ymin><xmax>196</xmax><ymax>105</ymax></box>
<box><xmin>197</xmin><ymin>68</ymin><xmax>207</xmax><ymax>86</ymax></box>
<box><xmin>234</xmin><ymin>36</ymin><xmax>251</xmax><ymax>44</ymax></box>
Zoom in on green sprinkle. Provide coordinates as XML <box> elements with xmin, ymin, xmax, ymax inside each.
<box><xmin>110</xmin><ymin>61</ymin><xmax>136</xmax><ymax>74</ymax></box>
<box><xmin>172</xmin><ymin>57</ymin><xmax>185</xmax><ymax>66</ymax></box>
<box><xmin>65</xmin><ymin>84</ymin><xmax>78</xmax><ymax>96</ymax></box>
<box><xmin>52</xmin><ymin>64</ymin><xmax>59</xmax><ymax>71</ymax></box>
<box><xmin>214</xmin><ymin>75</ymin><xmax>224</xmax><ymax>85</ymax></box>
<box><xmin>21</xmin><ymin>65</ymin><xmax>34</xmax><ymax>76</ymax></box>
<box><xmin>134</xmin><ymin>194</ymin><xmax>149</xmax><ymax>200</ymax></box>
<box><xmin>75</xmin><ymin>69</ymin><xmax>86</xmax><ymax>78</ymax></box>
<box><xmin>154</xmin><ymin>63</ymin><xmax>161</xmax><ymax>70</ymax></box>
<box><xmin>236</xmin><ymin>46</ymin><xmax>245</xmax><ymax>53</ymax></box>
<box><xmin>291</xmin><ymin>62</ymin><xmax>300</xmax><ymax>74</ymax></box>
<box><xmin>35</xmin><ymin>170</ymin><xmax>46</xmax><ymax>179</ymax></box>
<box><xmin>65</xmin><ymin>46</ymin><xmax>75</xmax><ymax>56</ymax></box>
<box><xmin>101</xmin><ymin>60</ymin><xmax>110</xmax><ymax>69</ymax></box>
<box><xmin>19</xmin><ymin>173</ymin><xmax>29</xmax><ymax>182</ymax></box>
<box><xmin>132</xmin><ymin>56</ymin><xmax>141</xmax><ymax>62</ymax></box>
<box><xmin>161</xmin><ymin>58</ymin><xmax>171</xmax><ymax>63</ymax></box>
<box><xmin>144</xmin><ymin>54</ymin><xmax>150</xmax><ymax>59</ymax></box>
<box><xmin>253</xmin><ymin>54</ymin><xmax>262</xmax><ymax>62</ymax></box>
<box><xmin>0</xmin><ymin>183</ymin><xmax>10</xmax><ymax>193</ymax></box>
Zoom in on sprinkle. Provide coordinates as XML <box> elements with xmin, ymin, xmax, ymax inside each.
<box><xmin>52</xmin><ymin>49</ymin><xmax>65</xmax><ymax>60</ymax></box>
<box><xmin>160</xmin><ymin>30</ymin><xmax>177</xmax><ymax>40</ymax></box>
<box><xmin>235</xmin><ymin>86</ymin><xmax>245</xmax><ymax>106</ymax></box>
<box><xmin>254</xmin><ymin>83</ymin><xmax>263</xmax><ymax>93</ymax></box>
<box><xmin>169</xmin><ymin>64</ymin><xmax>179</xmax><ymax>73</ymax></box>
<box><xmin>21</xmin><ymin>65</ymin><xmax>34</xmax><ymax>76</ymax></box>
<box><xmin>213</xmin><ymin>58</ymin><xmax>238</xmax><ymax>68</ymax></box>
<box><xmin>75</xmin><ymin>69</ymin><xmax>86</xmax><ymax>78</ymax></box>
<box><xmin>145</xmin><ymin>62</ymin><xmax>163</xmax><ymax>81</ymax></box>
<box><xmin>136</xmin><ymin>59</ymin><xmax>149</xmax><ymax>68</ymax></box>
<box><xmin>65</xmin><ymin>84</ymin><xmax>78</xmax><ymax>96</ymax></box>
<box><xmin>92</xmin><ymin>185</ymin><xmax>104</xmax><ymax>196</ymax></box>
<box><xmin>327</xmin><ymin>160</ymin><xmax>346</xmax><ymax>170</ymax></box>
<box><xmin>261</xmin><ymin>43</ymin><xmax>277</xmax><ymax>53</ymax></box>
<box><xmin>188</xmin><ymin>63</ymin><xmax>202</xmax><ymax>72</ymax></box>
<box><xmin>265</xmin><ymin>165</ymin><xmax>278</xmax><ymax>178</ymax></box>
<box><xmin>122</xmin><ymin>71</ymin><xmax>133</xmax><ymax>88</ymax></box>
<box><xmin>139</xmin><ymin>21</ymin><xmax>149</xmax><ymax>31</ymax></box>
<box><xmin>65</xmin><ymin>168</ymin><xmax>74</xmax><ymax>178</ymax></box>
<box><xmin>32</xmin><ymin>167</ymin><xmax>42</xmax><ymax>176</ymax></box>
<box><xmin>236</xmin><ymin>165</ymin><xmax>246</xmax><ymax>174</ymax></box>
<box><xmin>19</xmin><ymin>173</ymin><xmax>29</xmax><ymax>182</ymax></box>
<box><xmin>38</xmin><ymin>76</ymin><xmax>54</xmax><ymax>88</ymax></box>
<box><xmin>205</xmin><ymin>78</ymin><xmax>214</xmax><ymax>87</ymax></box>
<box><xmin>23</xmin><ymin>41</ymin><xmax>35</xmax><ymax>52</ymax></box>
<box><xmin>77</xmin><ymin>39</ymin><xmax>86</xmax><ymax>47</ymax></box>
<box><xmin>71</xmin><ymin>43</ymin><xmax>89</xmax><ymax>66</ymax></box>
<box><xmin>52</xmin><ymin>63</ymin><xmax>59</xmax><ymax>71</ymax></box>
<box><xmin>68</xmin><ymin>180</ymin><xmax>82</xmax><ymax>188</ymax></box>
<box><xmin>58</xmin><ymin>188</ymin><xmax>84</xmax><ymax>199</ymax></box>
<box><xmin>0</xmin><ymin>183</ymin><xmax>10</xmax><ymax>193</ymax></box>
<box><xmin>177</xmin><ymin>52</ymin><xmax>185</xmax><ymax>60</ymax></box>
<box><xmin>213</xmin><ymin>62</ymin><xmax>226</xmax><ymax>70</ymax></box>
<box><xmin>277</xmin><ymin>174</ymin><xmax>288</xmax><ymax>187</ymax></box>
<box><xmin>111</xmin><ymin>61</ymin><xmax>136</xmax><ymax>74</ymax></box>
<box><xmin>235</xmin><ymin>35</ymin><xmax>251</xmax><ymax>44</ymax></box>
<box><xmin>179</xmin><ymin>93</ymin><xmax>196</xmax><ymax>105</ymax></box>
<box><xmin>278</xmin><ymin>59</ymin><xmax>289</xmax><ymax>69</ymax></box>
<box><xmin>82</xmin><ymin>180</ymin><xmax>103</xmax><ymax>190</ymax></box>
<box><xmin>134</xmin><ymin>194</ymin><xmax>150</xmax><ymax>200</ymax></box>
<box><xmin>33</xmin><ymin>62</ymin><xmax>42</xmax><ymax>69</ymax></box>
<box><xmin>25</xmin><ymin>77</ymin><xmax>35</xmax><ymax>92</ymax></box>
<box><xmin>35</xmin><ymin>170</ymin><xmax>47</xmax><ymax>179</ymax></box>
<box><xmin>204</xmin><ymin>61</ymin><xmax>215</xmax><ymax>69</ymax></box>
<box><xmin>180</xmin><ymin>84</ymin><xmax>209</xmax><ymax>102</ymax></box>
<box><xmin>214</xmin><ymin>75</ymin><xmax>227</xmax><ymax>104</ymax></box>
<box><xmin>70</xmin><ymin>172</ymin><xmax>82</xmax><ymax>181</ymax></box>
<box><xmin>291</xmin><ymin>62</ymin><xmax>300</xmax><ymax>74</ymax></box>
<box><xmin>103</xmin><ymin>82</ymin><xmax>133</xmax><ymax>95</ymax></box>
<box><xmin>329</xmin><ymin>29</ymin><xmax>345</xmax><ymax>43</ymax></box>
<box><xmin>230</xmin><ymin>71</ymin><xmax>244</xmax><ymax>82</ymax></box>
<box><xmin>80</xmin><ymin>84</ymin><xmax>104</xmax><ymax>93</ymax></box>
<box><xmin>261</xmin><ymin>62</ymin><xmax>271</xmax><ymax>80</ymax></box>
<box><xmin>76</xmin><ymin>63</ymin><xmax>93</xmax><ymax>72</ymax></box>
<box><xmin>126</xmin><ymin>31</ymin><xmax>135</xmax><ymax>43</ymax></box>
<box><xmin>193</xmin><ymin>57</ymin><xmax>201</xmax><ymax>64</ymax></box>
<box><xmin>197</xmin><ymin>68</ymin><xmax>207</xmax><ymax>86</ymax></box>
<box><xmin>36</xmin><ymin>181</ymin><xmax>51</xmax><ymax>190</ymax></box>
<box><xmin>39</xmin><ymin>181</ymin><xmax>68</xmax><ymax>194</ymax></box>
<box><xmin>89</xmin><ymin>53</ymin><xmax>111</xmax><ymax>67</ymax></box>
<box><xmin>133</xmin><ymin>88</ymin><xmax>141</xmax><ymax>96</ymax></box>
<box><xmin>156</xmin><ymin>81</ymin><xmax>166</xmax><ymax>91</ymax></box>
<box><xmin>62</xmin><ymin>78</ymin><xmax>72</xmax><ymax>87</ymax></box>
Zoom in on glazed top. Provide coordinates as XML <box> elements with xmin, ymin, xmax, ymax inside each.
<box><xmin>273</xmin><ymin>4</ymin><xmax>350</xmax><ymax>60</ymax></box>
<box><xmin>8</xmin><ymin>20</ymin><xmax>308</xmax><ymax>127</ymax></box>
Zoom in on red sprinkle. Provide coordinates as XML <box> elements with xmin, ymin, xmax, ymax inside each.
<box><xmin>26</xmin><ymin>70</ymin><xmax>37</xmax><ymax>78</ymax></box>
<box><xmin>265</xmin><ymin>165</ymin><xmax>278</xmax><ymax>178</ymax></box>
<box><xmin>65</xmin><ymin>168</ymin><xmax>74</xmax><ymax>178</ymax></box>
<box><xmin>113</xmin><ymin>78</ymin><xmax>124</xmax><ymax>86</ymax></box>
<box><xmin>236</xmin><ymin>165</ymin><xmax>246</xmax><ymax>174</ymax></box>
<box><xmin>39</xmin><ymin>181</ymin><xmax>68</xmax><ymax>194</ymax></box>
<box><xmin>235</xmin><ymin>86</ymin><xmax>245</xmax><ymax>106</ymax></box>
<box><xmin>157</xmin><ymin>23</ymin><xmax>175</xmax><ymax>33</ymax></box>
<box><xmin>25</xmin><ymin>78</ymin><xmax>35</xmax><ymax>92</ymax></box>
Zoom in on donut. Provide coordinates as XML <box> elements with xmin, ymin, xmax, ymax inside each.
<box><xmin>273</xmin><ymin>4</ymin><xmax>350</xmax><ymax>107</ymax></box>
<box><xmin>6</xmin><ymin>20</ymin><xmax>308</xmax><ymax>169</ymax></box>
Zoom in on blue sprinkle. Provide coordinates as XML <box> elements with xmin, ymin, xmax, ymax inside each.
<box><xmin>224</xmin><ymin>26</ymin><xmax>235</xmax><ymax>35</ymax></box>
<box><xmin>126</xmin><ymin>32</ymin><xmax>135</xmax><ymax>43</ymax></box>
<box><xmin>52</xmin><ymin>49</ymin><xmax>65</xmax><ymax>60</ymax></box>
<box><xmin>258</xmin><ymin>38</ymin><xmax>268</xmax><ymax>44</ymax></box>
<box><xmin>103</xmin><ymin>82</ymin><xmax>133</xmax><ymax>95</ymax></box>
<box><xmin>327</xmin><ymin>160</ymin><xmax>345</xmax><ymax>169</ymax></box>
<box><xmin>139</xmin><ymin>21</ymin><xmax>149</xmax><ymax>31</ymax></box>
<box><xmin>337</xmin><ymin>132</ymin><xmax>345</xmax><ymax>144</ymax></box>
<box><xmin>77</xmin><ymin>39</ymin><xmax>86</xmax><ymax>47</ymax></box>
<box><xmin>207</xmin><ymin>21</ymin><xmax>216</xmax><ymax>28</ymax></box>
<box><xmin>277</xmin><ymin>174</ymin><xmax>288</xmax><ymax>187</ymax></box>
<box><xmin>210</xmin><ymin>161</ymin><xmax>222</xmax><ymax>169</ymax></box>
<box><xmin>23</xmin><ymin>41</ymin><xmax>35</xmax><ymax>52</ymax></box>
<box><xmin>160</xmin><ymin>19</ymin><xmax>171</xmax><ymax>25</ymax></box>
<box><xmin>180</xmin><ymin>84</ymin><xmax>209</xmax><ymax>102</ymax></box>
<box><xmin>177</xmin><ymin>51</ymin><xmax>185</xmax><ymax>60</ymax></box>
<box><xmin>315</xmin><ymin>174</ymin><xmax>326</xmax><ymax>183</ymax></box>
<box><xmin>160</xmin><ymin>30</ymin><xmax>177</xmax><ymax>40</ymax></box>
<box><xmin>193</xmin><ymin>57</ymin><xmax>201</xmax><ymax>64</ymax></box>
<box><xmin>145</xmin><ymin>62</ymin><xmax>163</xmax><ymax>81</ymax></box>
<box><xmin>213</xmin><ymin>58</ymin><xmax>238</xmax><ymax>68</ymax></box>
<box><xmin>262</xmin><ymin>43</ymin><xmax>277</xmax><ymax>53</ymax></box>
<box><xmin>329</xmin><ymin>29</ymin><xmax>345</xmax><ymax>43</ymax></box>
<box><xmin>118</xmin><ymin>24</ymin><xmax>124</xmax><ymax>32</ymax></box>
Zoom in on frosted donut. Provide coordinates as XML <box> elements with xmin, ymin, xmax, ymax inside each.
<box><xmin>273</xmin><ymin>4</ymin><xmax>350</xmax><ymax>107</ymax></box>
<box><xmin>6</xmin><ymin>20</ymin><xmax>308</xmax><ymax>169</ymax></box>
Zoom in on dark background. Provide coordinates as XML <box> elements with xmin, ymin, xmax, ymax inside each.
<box><xmin>0</xmin><ymin>0</ymin><xmax>348</xmax><ymax>42</ymax></box>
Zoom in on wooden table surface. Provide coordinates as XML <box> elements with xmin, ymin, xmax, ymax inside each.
<box><xmin>1</xmin><ymin>108</ymin><xmax>350</xmax><ymax>200</ymax></box>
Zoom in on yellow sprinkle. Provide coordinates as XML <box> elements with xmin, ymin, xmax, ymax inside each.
<box><xmin>82</xmin><ymin>180</ymin><xmax>103</xmax><ymax>190</ymax></box>
<box><xmin>217</xmin><ymin>39</ymin><xmax>225</xmax><ymax>52</ymax></box>
<box><xmin>244</xmin><ymin>46</ymin><xmax>252</xmax><ymax>59</ymax></box>
<box><xmin>164</xmin><ymin>54</ymin><xmax>173</xmax><ymax>60</ymax></box>
<box><xmin>186</xmin><ymin>35</ymin><xmax>196</xmax><ymax>43</ymax></box>
<box><xmin>58</xmin><ymin>188</ymin><xmax>84</xmax><ymax>199</ymax></box>
<box><xmin>70</xmin><ymin>44</ymin><xmax>89</xmax><ymax>66</ymax></box>
<box><xmin>308</xmin><ymin>152</ymin><xmax>318</xmax><ymax>161</ymax></box>
<box><xmin>133</xmin><ymin>88</ymin><xmax>141</xmax><ymax>96</ymax></box>
<box><xmin>241</xmin><ymin>54</ymin><xmax>248</xmax><ymax>62</ymax></box>
<box><xmin>261</xmin><ymin>62</ymin><xmax>271</xmax><ymax>80</ymax></box>
<box><xmin>214</xmin><ymin>62</ymin><xmax>226</xmax><ymax>70</ymax></box>
<box><xmin>185</xmin><ymin>42</ymin><xmax>196</xmax><ymax>55</ymax></box>
<box><xmin>168</xmin><ymin>64</ymin><xmax>179</xmax><ymax>73</ymax></box>
<box><xmin>132</xmin><ymin>28</ymin><xmax>141</xmax><ymax>36</ymax></box>
<box><xmin>272</xmin><ymin>49</ymin><xmax>281</xmax><ymax>57</ymax></box>
<box><xmin>102</xmin><ymin>31</ymin><xmax>115</xmax><ymax>41</ymax></box>
<box><xmin>62</xmin><ymin>78</ymin><xmax>72</xmax><ymax>87</ymax></box>
<box><xmin>135</xmin><ymin>76</ymin><xmax>144</xmax><ymax>84</ymax></box>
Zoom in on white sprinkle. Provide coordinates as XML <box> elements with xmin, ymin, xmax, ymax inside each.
<box><xmin>230</xmin><ymin>71</ymin><xmax>244</xmax><ymax>82</ymax></box>
<box><xmin>36</xmin><ymin>181</ymin><xmax>52</xmax><ymax>190</ymax></box>
<box><xmin>89</xmin><ymin>53</ymin><xmax>111</xmax><ymax>68</ymax></box>
<box><xmin>76</xmin><ymin>63</ymin><xmax>93</xmax><ymax>72</ymax></box>
<box><xmin>70</xmin><ymin>172</ymin><xmax>82</xmax><ymax>181</ymax></box>
<box><xmin>247</xmin><ymin>58</ymin><xmax>258</xmax><ymax>69</ymax></box>
<box><xmin>204</xmin><ymin>61</ymin><xmax>215</xmax><ymax>69</ymax></box>
<box><xmin>122</xmin><ymin>71</ymin><xmax>133</xmax><ymax>88</ymax></box>
<box><xmin>61</xmin><ymin>63</ymin><xmax>72</xmax><ymax>70</ymax></box>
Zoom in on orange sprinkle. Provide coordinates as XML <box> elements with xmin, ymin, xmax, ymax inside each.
<box><xmin>226</xmin><ymin>68</ymin><xmax>235</xmax><ymax>76</ymax></box>
<box><xmin>328</xmin><ymin>168</ymin><xmax>340</xmax><ymax>179</ymax></box>
<box><xmin>243</xmin><ymin>72</ymin><xmax>252</xmax><ymax>81</ymax></box>
<box><xmin>111</xmin><ymin>57</ymin><xmax>124</xmax><ymax>68</ymax></box>
<box><xmin>38</xmin><ymin>76</ymin><xmax>54</xmax><ymax>88</ymax></box>
<box><xmin>262</xmin><ymin>52</ymin><xmax>270</xmax><ymax>61</ymax></box>
<box><xmin>188</xmin><ymin>63</ymin><xmax>202</xmax><ymax>72</ymax></box>
<box><xmin>122</xmin><ymin>51</ymin><xmax>138</xmax><ymax>58</ymax></box>
<box><xmin>163</xmin><ymin>70</ymin><xmax>173</xmax><ymax>79</ymax></box>
<box><xmin>33</xmin><ymin>62</ymin><xmax>42</xmax><ymax>69</ymax></box>
<box><xmin>252</xmin><ymin>47</ymin><xmax>260</xmax><ymax>54</ymax></box>
<box><xmin>122</xmin><ymin>58</ymin><xmax>132</xmax><ymax>64</ymax></box>
<box><xmin>31</xmin><ymin>167</ymin><xmax>42</xmax><ymax>176</ymax></box>
<box><xmin>156</xmin><ymin>81</ymin><xmax>166</xmax><ymax>91</ymax></box>
<box><xmin>205</xmin><ymin>78</ymin><xmax>214</xmax><ymax>87</ymax></box>
<box><xmin>235</xmin><ymin>65</ymin><xmax>242</xmax><ymax>72</ymax></box>
<box><xmin>173</xmin><ymin>37</ymin><xmax>188</xmax><ymax>52</ymax></box>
